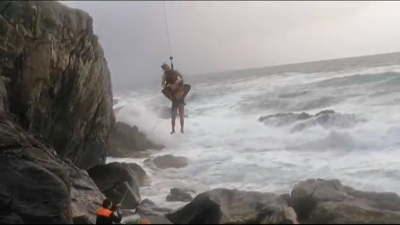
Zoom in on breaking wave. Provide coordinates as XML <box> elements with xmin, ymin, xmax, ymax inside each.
<box><xmin>112</xmin><ymin>61</ymin><xmax>400</xmax><ymax>209</ymax></box>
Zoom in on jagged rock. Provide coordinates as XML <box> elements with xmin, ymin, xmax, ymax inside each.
<box><xmin>87</xmin><ymin>162</ymin><xmax>150</xmax><ymax>209</ymax></box>
<box><xmin>166</xmin><ymin>188</ymin><xmax>193</xmax><ymax>202</ymax></box>
<box><xmin>0</xmin><ymin>0</ymin><xmax>115</xmax><ymax>170</ymax></box>
<box><xmin>291</xmin><ymin>178</ymin><xmax>400</xmax><ymax>223</ymax></box>
<box><xmin>137</xmin><ymin>199</ymin><xmax>172</xmax><ymax>217</ymax></box>
<box><xmin>144</xmin><ymin>155</ymin><xmax>189</xmax><ymax>169</ymax></box>
<box><xmin>0</xmin><ymin>212</ymin><xmax>25</xmax><ymax>224</ymax></box>
<box><xmin>258</xmin><ymin>110</ymin><xmax>366</xmax><ymax>132</ymax></box>
<box><xmin>0</xmin><ymin>113</ymin><xmax>72</xmax><ymax>223</ymax></box>
<box><xmin>121</xmin><ymin>199</ymin><xmax>173</xmax><ymax>224</ymax></box>
<box><xmin>67</xmin><ymin>159</ymin><xmax>106</xmax><ymax>224</ymax></box>
<box><xmin>258</xmin><ymin>112</ymin><xmax>312</xmax><ymax>123</ymax></box>
<box><xmin>108</xmin><ymin>121</ymin><xmax>164</xmax><ymax>158</ymax></box>
<box><xmin>0</xmin><ymin>78</ymin><xmax>7</xmax><ymax>112</ymax></box>
<box><xmin>166</xmin><ymin>188</ymin><xmax>298</xmax><ymax>224</ymax></box>
<box><xmin>73</xmin><ymin>215</ymin><xmax>93</xmax><ymax>224</ymax></box>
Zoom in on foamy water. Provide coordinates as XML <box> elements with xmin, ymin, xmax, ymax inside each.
<box><xmin>110</xmin><ymin>59</ymin><xmax>400</xmax><ymax>210</ymax></box>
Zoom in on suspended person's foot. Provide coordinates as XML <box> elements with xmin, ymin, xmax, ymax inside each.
<box><xmin>170</xmin><ymin>130</ymin><xmax>175</xmax><ymax>135</ymax></box>
<box><xmin>180</xmin><ymin>128</ymin><xmax>184</xmax><ymax>134</ymax></box>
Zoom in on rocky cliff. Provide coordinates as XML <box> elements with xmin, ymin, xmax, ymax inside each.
<box><xmin>0</xmin><ymin>1</ymin><xmax>115</xmax><ymax>223</ymax></box>
<box><xmin>0</xmin><ymin>0</ymin><xmax>115</xmax><ymax>170</ymax></box>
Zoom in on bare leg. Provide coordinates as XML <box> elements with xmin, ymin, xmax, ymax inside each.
<box><xmin>171</xmin><ymin>103</ymin><xmax>177</xmax><ymax>134</ymax></box>
<box><xmin>178</xmin><ymin>104</ymin><xmax>184</xmax><ymax>133</ymax></box>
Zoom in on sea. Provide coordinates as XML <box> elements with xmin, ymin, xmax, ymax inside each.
<box><xmin>110</xmin><ymin>52</ymin><xmax>400</xmax><ymax>210</ymax></box>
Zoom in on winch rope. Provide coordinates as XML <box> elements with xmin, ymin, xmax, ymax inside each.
<box><xmin>163</xmin><ymin>1</ymin><xmax>174</xmax><ymax>69</ymax></box>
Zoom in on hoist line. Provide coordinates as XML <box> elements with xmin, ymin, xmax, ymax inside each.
<box><xmin>163</xmin><ymin>1</ymin><xmax>173</xmax><ymax>59</ymax></box>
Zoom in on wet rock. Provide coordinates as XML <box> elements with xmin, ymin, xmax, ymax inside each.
<box><xmin>258</xmin><ymin>112</ymin><xmax>312</xmax><ymax>123</ymax></box>
<box><xmin>144</xmin><ymin>154</ymin><xmax>189</xmax><ymax>169</ymax></box>
<box><xmin>0</xmin><ymin>113</ymin><xmax>72</xmax><ymax>223</ymax></box>
<box><xmin>73</xmin><ymin>215</ymin><xmax>93</xmax><ymax>224</ymax></box>
<box><xmin>0</xmin><ymin>0</ymin><xmax>115</xmax><ymax>170</ymax></box>
<box><xmin>87</xmin><ymin>162</ymin><xmax>150</xmax><ymax>209</ymax></box>
<box><xmin>123</xmin><ymin>199</ymin><xmax>173</xmax><ymax>224</ymax></box>
<box><xmin>138</xmin><ymin>199</ymin><xmax>172</xmax><ymax>216</ymax></box>
<box><xmin>0</xmin><ymin>212</ymin><xmax>25</xmax><ymax>224</ymax></box>
<box><xmin>108</xmin><ymin>121</ymin><xmax>164</xmax><ymax>158</ymax></box>
<box><xmin>166</xmin><ymin>188</ymin><xmax>298</xmax><ymax>224</ymax></box>
<box><xmin>67</xmin><ymin>159</ymin><xmax>105</xmax><ymax>223</ymax></box>
<box><xmin>143</xmin><ymin>215</ymin><xmax>173</xmax><ymax>224</ymax></box>
<box><xmin>166</xmin><ymin>188</ymin><xmax>193</xmax><ymax>202</ymax></box>
<box><xmin>0</xmin><ymin>78</ymin><xmax>7</xmax><ymax>112</ymax></box>
<box><xmin>291</xmin><ymin>178</ymin><xmax>400</xmax><ymax>223</ymax></box>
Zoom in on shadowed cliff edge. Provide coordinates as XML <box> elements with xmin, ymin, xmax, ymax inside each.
<box><xmin>2</xmin><ymin>1</ymin><xmax>400</xmax><ymax>224</ymax></box>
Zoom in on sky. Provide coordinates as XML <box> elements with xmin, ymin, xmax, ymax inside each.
<box><xmin>62</xmin><ymin>1</ymin><xmax>400</xmax><ymax>89</ymax></box>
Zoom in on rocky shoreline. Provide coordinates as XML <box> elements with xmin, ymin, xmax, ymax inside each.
<box><xmin>1</xmin><ymin>1</ymin><xmax>400</xmax><ymax>224</ymax></box>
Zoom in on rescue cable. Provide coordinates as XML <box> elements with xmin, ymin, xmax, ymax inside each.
<box><xmin>163</xmin><ymin>1</ymin><xmax>174</xmax><ymax>70</ymax></box>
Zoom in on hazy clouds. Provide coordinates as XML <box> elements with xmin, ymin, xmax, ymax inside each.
<box><xmin>63</xmin><ymin>1</ymin><xmax>400</xmax><ymax>89</ymax></box>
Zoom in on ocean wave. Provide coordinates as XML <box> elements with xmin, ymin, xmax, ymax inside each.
<box><xmin>258</xmin><ymin>110</ymin><xmax>366</xmax><ymax>132</ymax></box>
<box><xmin>313</xmin><ymin>71</ymin><xmax>399</xmax><ymax>88</ymax></box>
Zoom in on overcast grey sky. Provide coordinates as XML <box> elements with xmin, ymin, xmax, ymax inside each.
<box><xmin>63</xmin><ymin>1</ymin><xmax>400</xmax><ymax>89</ymax></box>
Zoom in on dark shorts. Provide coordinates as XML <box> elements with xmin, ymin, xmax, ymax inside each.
<box><xmin>172</xmin><ymin>98</ymin><xmax>184</xmax><ymax>109</ymax></box>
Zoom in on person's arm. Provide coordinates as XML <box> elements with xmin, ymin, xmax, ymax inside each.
<box><xmin>174</xmin><ymin>71</ymin><xmax>183</xmax><ymax>84</ymax></box>
<box><xmin>109</xmin><ymin>211</ymin><xmax>122</xmax><ymax>224</ymax></box>
<box><xmin>161</xmin><ymin>74</ymin><xmax>166</xmax><ymax>88</ymax></box>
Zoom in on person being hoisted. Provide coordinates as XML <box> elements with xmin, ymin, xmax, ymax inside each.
<box><xmin>161</xmin><ymin>63</ymin><xmax>191</xmax><ymax>105</ymax></box>
<box><xmin>161</xmin><ymin>62</ymin><xmax>188</xmax><ymax>134</ymax></box>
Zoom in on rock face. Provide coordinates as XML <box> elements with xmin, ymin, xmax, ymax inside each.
<box><xmin>87</xmin><ymin>162</ymin><xmax>150</xmax><ymax>209</ymax></box>
<box><xmin>166</xmin><ymin>188</ymin><xmax>298</xmax><ymax>224</ymax></box>
<box><xmin>166</xmin><ymin>188</ymin><xmax>193</xmax><ymax>202</ymax></box>
<box><xmin>67</xmin><ymin>159</ymin><xmax>105</xmax><ymax>224</ymax></box>
<box><xmin>291</xmin><ymin>178</ymin><xmax>400</xmax><ymax>224</ymax></box>
<box><xmin>0</xmin><ymin>0</ymin><xmax>115</xmax><ymax>170</ymax></box>
<box><xmin>108</xmin><ymin>121</ymin><xmax>164</xmax><ymax>158</ymax></box>
<box><xmin>144</xmin><ymin>154</ymin><xmax>189</xmax><ymax>169</ymax></box>
<box><xmin>137</xmin><ymin>199</ymin><xmax>172</xmax><ymax>217</ymax></box>
<box><xmin>0</xmin><ymin>113</ymin><xmax>72</xmax><ymax>224</ymax></box>
<box><xmin>134</xmin><ymin>199</ymin><xmax>173</xmax><ymax>225</ymax></box>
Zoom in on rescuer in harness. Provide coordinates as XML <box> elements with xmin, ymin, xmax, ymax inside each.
<box><xmin>160</xmin><ymin>63</ymin><xmax>188</xmax><ymax>134</ymax></box>
<box><xmin>96</xmin><ymin>199</ymin><xmax>151</xmax><ymax>224</ymax></box>
<box><xmin>161</xmin><ymin>63</ymin><xmax>191</xmax><ymax>105</ymax></box>
<box><xmin>96</xmin><ymin>199</ymin><xmax>122</xmax><ymax>224</ymax></box>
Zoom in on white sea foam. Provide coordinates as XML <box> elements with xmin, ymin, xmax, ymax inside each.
<box><xmin>109</xmin><ymin>63</ymin><xmax>400</xmax><ymax>209</ymax></box>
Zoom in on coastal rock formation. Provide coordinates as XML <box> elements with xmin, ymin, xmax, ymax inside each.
<box><xmin>0</xmin><ymin>1</ymin><xmax>116</xmax><ymax>223</ymax></box>
<box><xmin>0</xmin><ymin>0</ymin><xmax>115</xmax><ymax>170</ymax></box>
<box><xmin>144</xmin><ymin>154</ymin><xmax>189</xmax><ymax>169</ymax></box>
<box><xmin>108</xmin><ymin>121</ymin><xmax>164</xmax><ymax>158</ymax></box>
<box><xmin>0</xmin><ymin>113</ymin><xmax>72</xmax><ymax>224</ymax></box>
<box><xmin>165</xmin><ymin>188</ymin><xmax>298</xmax><ymax>224</ymax></box>
<box><xmin>291</xmin><ymin>178</ymin><xmax>400</xmax><ymax>223</ymax></box>
<box><xmin>87</xmin><ymin>162</ymin><xmax>150</xmax><ymax>209</ymax></box>
<box><xmin>166</xmin><ymin>188</ymin><xmax>193</xmax><ymax>202</ymax></box>
<box><xmin>137</xmin><ymin>199</ymin><xmax>172</xmax><ymax>217</ymax></box>
<box><xmin>133</xmin><ymin>199</ymin><xmax>173</xmax><ymax>224</ymax></box>
<box><xmin>67</xmin><ymin>159</ymin><xmax>105</xmax><ymax>223</ymax></box>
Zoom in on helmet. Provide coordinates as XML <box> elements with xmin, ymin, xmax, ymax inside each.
<box><xmin>161</xmin><ymin>63</ymin><xmax>170</xmax><ymax>71</ymax></box>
